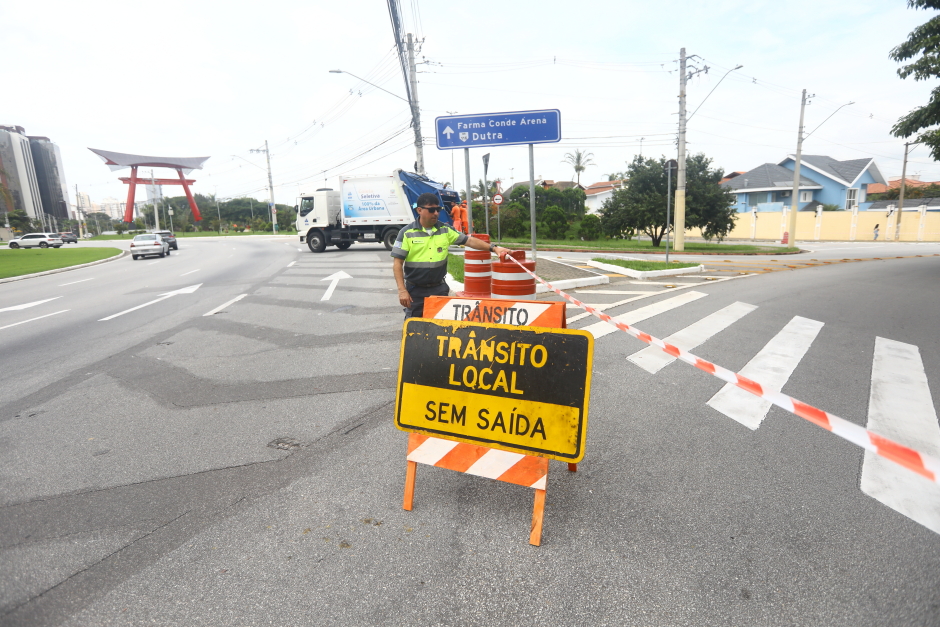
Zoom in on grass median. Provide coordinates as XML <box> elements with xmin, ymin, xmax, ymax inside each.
<box><xmin>88</xmin><ymin>231</ymin><xmax>294</xmax><ymax>240</ymax></box>
<box><xmin>592</xmin><ymin>258</ymin><xmax>700</xmax><ymax>272</ymax></box>
<box><xmin>0</xmin><ymin>247</ymin><xmax>122</xmax><ymax>279</ymax></box>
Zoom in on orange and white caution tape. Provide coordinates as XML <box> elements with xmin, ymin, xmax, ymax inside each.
<box><xmin>504</xmin><ymin>254</ymin><xmax>940</xmax><ymax>483</ymax></box>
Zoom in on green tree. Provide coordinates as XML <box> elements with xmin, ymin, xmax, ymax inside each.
<box><xmin>891</xmin><ymin>0</ymin><xmax>940</xmax><ymax>159</ymax></box>
<box><xmin>599</xmin><ymin>154</ymin><xmax>736</xmax><ymax>246</ymax></box>
<box><xmin>577</xmin><ymin>214</ymin><xmax>602</xmax><ymax>240</ymax></box>
<box><xmin>562</xmin><ymin>149</ymin><xmax>595</xmax><ymax>185</ymax></box>
<box><xmin>7</xmin><ymin>209</ymin><xmax>31</xmax><ymax>233</ymax></box>
<box><xmin>605</xmin><ymin>171</ymin><xmax>628</xmax><ymax>182</ymax></box>
<box><xmin>542</xmin><ymin>205</ymin><xmax>569</xmax><ymax>239</ymax></box>
<box><xmin>114</xmin><ymin>222</ymin><xmax>127</xmax><ymax>235</ymax></box>
<box><xmin>499</xmin><ymin>202</ymin><xmax>527</xmax><ymax>239</ymax></box>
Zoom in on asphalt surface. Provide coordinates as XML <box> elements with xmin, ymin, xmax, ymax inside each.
<box><xmin>1</xmin><ymin>237</ymin><xmax>939</xmax><ymax>626</ymax></box>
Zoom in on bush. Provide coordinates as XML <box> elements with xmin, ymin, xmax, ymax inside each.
<box><xmin>577</xmin><ymin>214</ymin><xmax>602</xmax><ymax>240</ymax></box>
<box><xmin>542</xmin><ymin>205</ymin><xmax>568</xmax><ymax>239</ymax></box>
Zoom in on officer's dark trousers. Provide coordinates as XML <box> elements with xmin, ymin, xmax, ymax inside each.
<box><xmin>404</xmin><ymin>283</ymin><xmax>449</xmax><ymax>319</ymax></box>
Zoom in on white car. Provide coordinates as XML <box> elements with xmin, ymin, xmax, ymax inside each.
<box><xmin>8</xmin><ymin>233</ymin><xmax>63</xmax><ymax>249</ymax></box>
<box><xmin>130</xmin><ymin>234</ymin><xmax>170</xmax><ymax>259</ymax></box>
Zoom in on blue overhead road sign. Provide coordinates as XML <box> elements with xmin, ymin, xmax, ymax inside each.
<box><xmin>435</xmin><ymin>110</ymin><xmax>561</xmax><ymax>150</ymax></box>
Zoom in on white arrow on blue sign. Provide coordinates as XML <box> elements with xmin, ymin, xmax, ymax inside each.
<box><xmin>435</xmin><ymin>110</ymin><xmax>561</xmax><ymax>150</ymax></box>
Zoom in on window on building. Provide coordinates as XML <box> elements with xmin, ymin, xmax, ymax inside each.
<box><xmin>845</xmin><ymin>188</ymin><xmax>858</xmax><ymax>210</ymax></box>
<box><xmin>799</xmin><ymin>191</ymin><xmax>812</xmax><ymax>202</ymax></box>
<box><xmin>749</xmin><ymin>192</ymin><xmax>769</xmax><ymax>205</ymax></box>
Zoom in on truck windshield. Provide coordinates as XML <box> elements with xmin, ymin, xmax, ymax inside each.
<box><xmin>299</xmin><ymin>198</ymin><xmax>315</xmax><ymax>217</ymax></box>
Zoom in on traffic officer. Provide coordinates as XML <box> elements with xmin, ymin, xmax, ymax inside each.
<box><xmin>392</xmin><ymin>192</ymin><xmax>510</xmax><ymax>319</ymax></box>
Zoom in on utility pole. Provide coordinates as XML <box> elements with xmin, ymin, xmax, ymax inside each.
<box><xmin>675</xmin><ymin>48</ymin><xmax>688</xmax><ymax>251</ymax></box>
<box><xmin>250</xmin><ymin>141</ymin><xmax>278</xmax><ymax>233</ymax></box>
<box><xmin>150</xmin><ymin>170</ymin><xmax>161</xmax><ymax>231</ymax></box>
<box><xmin>896</xmin><ymin>141</ymin><xmax>913</xmax><ymax>240</ymax></box>
<box><xmin>406</xmin><ymin>34</ymin><xmax>425</xmax><ymax>176</ymax></box>
<box><xmin>215</xmin><ymin>190</ymin><xmax>222</xmax><ymax>234</ymax></box>
<box><xmin>787</xmin><ymin>89</ymin><xmax>810</xmax><ymax>246</ymax></box>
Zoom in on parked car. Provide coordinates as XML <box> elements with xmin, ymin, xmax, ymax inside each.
<box><xmin>8</xmin><ymin>233</ymin><xmax>63</xmax><ymax>249</ymax></box>
<box><xmin>59</xmin><ymin>232</ymin><xmax>78</xmax><ymax>244</ymax></box>
<box><xmin>154</xmin><ymin>230</ymin><xmax>178</xmax><ymax>250</ymax></box>
<box><xmin>130</xmin><ymin>234</ymin><xmax>170</xmax><ymax>259</ymax></box>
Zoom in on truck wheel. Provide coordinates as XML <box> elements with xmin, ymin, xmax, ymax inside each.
<box><xmin>383</xmin><ymin>230</ymin><xmax>398</xmax><ymax>251</ymax></box>
<box><xmin>307</xmin><ymin>230</ymin><xmax>326</xmax><ymax>253</ymax></box>
<box><xmin>336</xmin><ymin>241</ymin><xmax>352</xmax><ymax>250</ymax></box>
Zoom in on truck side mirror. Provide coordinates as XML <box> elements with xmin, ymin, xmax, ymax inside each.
<box><xmin>293</xmin><ymin>205</ymin><xmax>298</xmax><ymax>212</ymax></box>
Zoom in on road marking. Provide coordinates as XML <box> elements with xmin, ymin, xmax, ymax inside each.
<box><xmin>0</xmin><ymin>297</ymin><xmax>62</xmax><ymax>313</ymax></box>
<box><xmin>147</xmin><ymin>261</ymin><xmax>159</xmax><ymax>265</ymax></box>
<box><xmin>59</xmin><ymin>278</ymin><xmax>95</xmax><ymax>286</ymax></box>
<box><xmin>706</xmin><ymin>316</ymin><xmax>824</xmax><ymax>430</ymax></box>
<box><xmin>99</xmin><ymin>284</ymin><xmax>202</xmax><ymax>321</ymax></box>
<box><xmin>297</xmin><ymin>248</ymin><xmax>303</xmax><ymax>252</ymax></box>
<box><xmin>320</xmin><ymin>271</ymin><xmax>352</xmax><ymax>301</ymax></box>
<box><xmin>861</xmin><ymin>337</ymin><xmax>940</xmax><ymax>534</ymax></box>
<box><xmin>564</xmin><ymin>274</ymin><xmax>751</xmax><ymax>325</ymax></box>
<box><xmin>580</xmin><ymin>291</ymin><xmax>708</xmax><ymax>339</ymax></box>
<box><xmin>203</xmin><ymin>294</ymin><xmax>247</xmax><ymax>316</ymax></box>
<box><xmin>287</xmin><ymin>261</ymin><xmax>296</xmax><ymax>267</ymax></box>
<box><xmin>574</xmin><ymin>290</ymin><xmax>657</xmax><ymax>295</ymax></box>
<box><xmin>628</xmin><ymin>301</ymin><xmax>758</xmax><ymax>374</ymax></box>
<box><xmin>0</xmin><ymin>310</ymin><xmax>69</xmax><ymax>331</ymax></box>
<box><xmin>180</xmin><ymin>269</ymin><xmax>200</xmax><ymax>276</ymax></box>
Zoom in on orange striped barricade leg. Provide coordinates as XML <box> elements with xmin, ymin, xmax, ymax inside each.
<box><xmin>403</xmin><ymin>432</ymin><xmax>550</xmax><ymax>546</ymax></box>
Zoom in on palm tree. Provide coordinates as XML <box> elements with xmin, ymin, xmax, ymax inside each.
<box><xmin>563</xmin><ymin>149</ymin><xmax>596</xmax><ymax>185</ymax></box>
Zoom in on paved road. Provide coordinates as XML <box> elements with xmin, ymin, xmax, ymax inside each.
<box><xmin>1</xmin><ymin>238</ymin><xmax>938</xmax><ymax>626</ymax></box>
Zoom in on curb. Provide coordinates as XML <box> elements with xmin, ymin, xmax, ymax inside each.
<box><xmin>0</xmin><ymin>249</ymin><xmax>127</xmax><ymax>285</ymax></box>
<box><xmin>496</xmin><ymin>244</ymin><xmax>806</xmax><ymax>255</ymax></box>
<box><xmin>587</xmin><ymin>259</ymin><xmax>705</xmax><ymax>279</ymax></box>
<box><xmin>446</xmin><ymin>272</ymin><xmax>609</xmax><ymax>295</ymax></box>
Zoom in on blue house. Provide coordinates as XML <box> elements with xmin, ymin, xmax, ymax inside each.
<box><xmin>721</xmin><ymin>155</ymin><xmax>887</xmax><ymax>213</ymax></box>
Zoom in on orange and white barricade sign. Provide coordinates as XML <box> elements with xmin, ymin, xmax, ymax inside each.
<box><xmin>397</xmin><ymin>302</ymin><xmax>592</xmax><ymax>546</ymax></box>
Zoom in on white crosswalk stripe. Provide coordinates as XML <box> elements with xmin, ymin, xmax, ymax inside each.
<box><xmin>580</xmin><ymin>291</ymin><xmax>708</xmax><ymax>339</ymax></box>
<box><xmin>706</xmin><ymin>316</ymin><xmax>824</xmax><ymax>430</ymax></box>
<box><xmin>861</xmin><ymin>337</ymin><xmax>940</xmax><ymax>534</ymax></box>
<box><xmin>628</xmin><ymin>301</ymin><xmax>758</xmax><ymax>374</ymax></box>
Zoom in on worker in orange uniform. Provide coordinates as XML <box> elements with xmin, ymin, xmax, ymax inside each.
<box><xmin>456</xmin><ymin>200</ymin><xmax>469</xmax><ymax>234</ymax></box>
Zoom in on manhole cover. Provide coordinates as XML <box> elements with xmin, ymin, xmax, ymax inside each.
<box><xmin>268</xmin><ymin>437</ymin><xmax>302</xmax><ymax>451</ymax></box>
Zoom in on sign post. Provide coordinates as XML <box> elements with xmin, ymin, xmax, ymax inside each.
<box><xmin>493</xmin><ymin>193</ymin><xmax>504</xmax><ymax>242</ymax></box>
<box><xmin>436</xmin><ymin>110</ymin><xmax>561</xmax><ymax>258</ymax></box>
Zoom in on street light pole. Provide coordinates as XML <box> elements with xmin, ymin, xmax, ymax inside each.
<box><xmin>250</xmin><ymin>141</ymin><xmax>278</xmax><ymax>233</ymax></box>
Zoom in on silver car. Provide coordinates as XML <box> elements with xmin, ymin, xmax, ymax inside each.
<box><xmin>8</xmin><ymin>233</ymin><xmax>63</xmax><ymax>249</ymax></box>
<box><xmin>130</xmin><ymin>234</ymin><xmax>170</xmax><ymax>259</ymax></box>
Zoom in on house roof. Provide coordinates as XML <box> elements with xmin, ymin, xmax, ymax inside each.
<box><xmin>868</xmin><ymin>178</ymin><xmax>940</xmax><ymax>194</ymax></box>
<box><xmin>584</xmin><ymin>180</ymin><xmax>626</xmax><ymax>196</ymax></box>
<box><xmin>783</xmin><ymin>155</ymin><xmax>886</xmax><ymax>187</ymax></box>
<box><xmin>719</xmin><ymin>171</ymin><xmax>746</xmax><ymax>184</ymax></box>
<box><xmin>721</xmin><ymin>163</ymin><xmax>821</xmax><ymax>191</ymax></box>
<box><xmin>867</xmin><ymin>197</ymin><xmax>940</xmax><ymax>210</ymax></box>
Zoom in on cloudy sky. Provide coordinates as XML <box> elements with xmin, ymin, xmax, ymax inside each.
<box><xmin>5</xmin><ymin>0</ymin><xmax>938</xmax><ymax>207</ymax></box>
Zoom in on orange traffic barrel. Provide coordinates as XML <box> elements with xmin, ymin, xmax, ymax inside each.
<box><xmin>457</xmin><ymin>233</ymin><xmax>491</xmax><ymax>299</ymax></box>
<box><xmin>491</xmin><ymin>250</ymin><xmax>536</xmax><ymax>300</ymax></box>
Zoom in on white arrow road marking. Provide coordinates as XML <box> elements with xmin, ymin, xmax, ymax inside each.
<box><xmin>0</xmin><ymin>310</ymin><xmax>69</xmax><ymax>331</ymax></box>
<box><xmin>320</xmin><ymin>271</ymin><xmax>352</xmax><ymax>301</ymax></box>
<box><xmin>0</xmin><ymin>297</ymin><xmax>62</xmax><ymax>313</ymax></box>
<box><xmin>203</xmin><ymin>294</ymin><xmax>247</xmax><ymax>317</ymax></box>
<box><xmin>629</xmin><ymin>301</ymin><xmax>758</xmax><ymax>374</ymax></box>
<box><xmin>99</xmin><ymin>284</ymin><xmax>202</xmax><ymax>321</ymax></box>
<box><xmin>707</xmin><ymin>316</ymin><xmax>823</xmax><ymax>430</ymax></box>
<box><xmin>443</xmin><ymin>126</ymin><xmax>454</xmax><ymax>139</ymax></box>
<box><xmin>59</xmin><ymin>278</ymin><xmax>95</xmax><ymax>286</ymax></box>
<box><xmin>861</xmin><ymin>337</ymin><xmax>940</xmax><ymax>534</ymax></box>
<box><xmin>287</xmin><ymin>261</ymin><xmax>296</xmax><ymax>267</ymax></box>
<box><xmin>180</xmin><ymin>269</ymin><xmax>200</xmax><ymax>276</ymax></box>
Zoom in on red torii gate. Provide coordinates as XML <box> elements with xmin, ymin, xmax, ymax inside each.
<box><xmin>88</xmin><ymin>148</ymin><xmax>210</xmax><ymax>223</ymax></box>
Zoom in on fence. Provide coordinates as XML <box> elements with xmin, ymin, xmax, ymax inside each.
<box><xmin>688</xmin><ymin>206</ymin><xmax>940</xmax><ymax>242</ymax></box>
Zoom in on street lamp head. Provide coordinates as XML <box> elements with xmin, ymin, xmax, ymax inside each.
<box><xmin>329</xmin><ymin>69</ymin><xmax>343</xmax><ymax>73</ymax></box>
<box><xmin>734</xmin><ymin>65</ymin><xmax>743</xmax><ymax>70</ymax></box>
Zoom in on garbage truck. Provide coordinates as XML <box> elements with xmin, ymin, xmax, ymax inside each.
<box><xmin>295</xmin><ymin>169</ymin><xmax>461</xmax><ymax>253</ymax></box>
